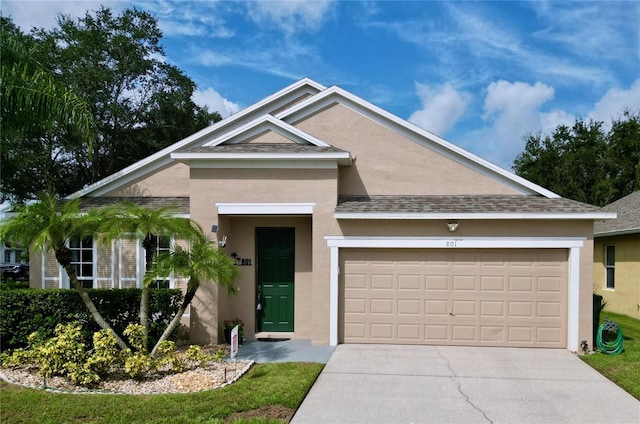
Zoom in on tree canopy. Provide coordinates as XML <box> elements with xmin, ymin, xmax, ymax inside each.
<box><xmin>1</xmin><ymin>8</ymin><xmax>220</xmax><ymax>203</ymax></box>
<box><xmin>513</xmin><ymin>111</ymin><xmax>640</xmax><ymax>206</ymax></box>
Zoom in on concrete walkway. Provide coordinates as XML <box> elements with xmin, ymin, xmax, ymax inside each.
<box><xmin>292</xmin><ymin>345</ymin><xmax>640</xmax><ymax>424</ymax></box>
<box><xmin>233</xmin><ymin>338</ymin><xmax>335</xmax><ymax>363</ymax></box>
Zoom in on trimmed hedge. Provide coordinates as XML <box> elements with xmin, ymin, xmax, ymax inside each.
<box><xmin>0</xmin><ymin>289</ymin><xmax>183</xmax><ymax>351</ymax></box>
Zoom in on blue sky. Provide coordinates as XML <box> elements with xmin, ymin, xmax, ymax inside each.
<box><xmin>3</xmin><ymin>1</ymin><xmax>639</xmax><ymax>168</ymax></box>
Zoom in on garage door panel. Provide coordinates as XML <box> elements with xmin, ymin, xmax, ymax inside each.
<box><xmin>342</xmin><ymin>249</ymin><xmax>567</xmax><ymax>348</ymax></box>
<box><xmin>480</xmin><ymin>326</ymin><xmax>505</xmax><ymax>342</ymax></box>
<box><xmin>480</xmin><ymin>275</ymin><xmax>506</xmax><ymax>291</ymax></box>
<box><xmin>452</xmin><ymin>275</ymin><xmax>477</xmax><ymax>291</ymax></box>
<box><xmin>371</xmin><ymin>274</ymin><xmax>394</xmax><ymax>289</ymax></box>
<box><xmin>397</xmin><ymin>274</ymin><xmax>422</xmax><ymax>290</ymax></box>
<box><xmin>397</xmin><ymin>299</ymin><xmax>421</xmax><ymax>315</ymax></box>
<box><xmin>426</xmin><ymin>275</ymin><xmax>449</xmax><ymax>290</ymax></box>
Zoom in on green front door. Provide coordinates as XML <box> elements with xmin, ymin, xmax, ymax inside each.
<box><xmin>256</xmin><ymin>227</ymin><xmax>295</xmax><ymax>332</ymax></box>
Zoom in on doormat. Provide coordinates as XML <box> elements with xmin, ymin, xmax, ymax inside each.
<box><xmin>257</xmin><ymin>338</ymin><xmax>290</xmax><ymax>342</ymax></box>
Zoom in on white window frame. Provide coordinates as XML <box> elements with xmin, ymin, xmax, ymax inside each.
<box><xmin>139</xmin><ymin>235</ymin><xmax>174</xmax><ymax>289</ymax></box>
<box><xmin>605</xmin><ymin>245</ymin><xmax>615</xmax><ymax>290</ymax></box>
<box><xmin>63</xmin><ymin>237</ymin><xmax>96</xmax><ymax>289</ymax></box>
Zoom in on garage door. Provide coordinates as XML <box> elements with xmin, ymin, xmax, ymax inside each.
<box><xmin>341</xmin><ymin>249</ymin><xmax>567</xmax><ymax>348</ymax></box>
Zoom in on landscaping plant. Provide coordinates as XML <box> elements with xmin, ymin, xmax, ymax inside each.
<box><xmin>0</xmin><ymin>322</ymin><xmax>230</xmax><ymax>386</ymax></box>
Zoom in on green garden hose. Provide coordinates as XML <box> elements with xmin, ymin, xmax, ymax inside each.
<box><xmin>596</xmin><ymin>319</ymin><xmax>624</xmax><ymax>355</ymax></box>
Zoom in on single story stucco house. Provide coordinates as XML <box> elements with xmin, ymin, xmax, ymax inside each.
<box><xmin>31</xmin><ymin>78</ymin><xmax>614</xmax><ymax>351</ymax></box>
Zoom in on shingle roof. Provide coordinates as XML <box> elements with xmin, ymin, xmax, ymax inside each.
<box><xmin>176</xmin><ymin>144</ymin><xmax>348</xmax><ymax>154</ymax></box>
<box><xmin>77</xmin><ymin>197</ymin><xmax>190</xmax><ymax>215</ymax></box>
<box><xmin>335</xmin><ymin>195</ymin><xmax>606</xmax><ymax>217</ymax></box>
<box><xmin>594</xmin><ymin>190</ymin><xmax>640</xmax><ymax>236</ymax></box>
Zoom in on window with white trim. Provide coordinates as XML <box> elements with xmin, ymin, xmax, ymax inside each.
<box><xmin>3</xmin><ymin>246</ymin><xmax>25</xmax><ymax>264</ymax></box>
<box><xmin>605</xmin><ymin>245</ymin><xmax>615</xmax><ymax>289</ymax></box>
<box><xmin>148</xmin><ymin>235</ymin><xmax>171</xmax><ymax>289</ymax></box>
<box><xmin>70</xmin><ymin>237</ymin><xmax>94</xmax><ymax>289</ymax></box>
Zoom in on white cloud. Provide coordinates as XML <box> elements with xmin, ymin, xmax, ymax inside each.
<box><xmin>457</xmin><ymin>80</ymin><xmax>575</xmax><ymax>168</ymax></box>
<box><xmin>246</xmin><ymin>0</ymin><xmax>335</xmax><ymax>34</ymax></box>
<box><xmin>483</xmin><ymin>80</ymin><xmax>555</xmax><ymax>139</ymax></box>
<box><xmin>589</xmin><ymin>79</ymin><xmax>640</xmax><ymax>129</ymax></box>
<box><xmin>408</xmin><ymin>82</ymin><xmax>471</xmax><ymax>136</ymax></box>
<box><xmin>192</xmin><ymin>87</ymin><xmax>240</xmax><ymax>118</ymax></box>
<box><xmin>1</xmin><ymin>1</ymin><xmax>127</xmax><ymax>31</ymax></box>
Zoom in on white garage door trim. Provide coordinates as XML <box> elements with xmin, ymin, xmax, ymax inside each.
<box><xmin>325</xmin><ymin>237</ymin><xmax>585</xmax><ymax>350</ymax></box>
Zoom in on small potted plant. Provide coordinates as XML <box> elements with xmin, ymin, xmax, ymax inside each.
<box><xmin>223</xmin><ymin>317</ymin><xmax>245</xmax><ymax>345</ymax></box>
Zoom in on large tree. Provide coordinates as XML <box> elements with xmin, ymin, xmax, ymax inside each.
<box><xmin>0</xmin><ymin>18</ymin><xmax>96</xmax><ymax>200</ymax></box>
<box><xmin>1</xmin><ymin>8</ymin><xmax>220</xmax><ymax>203</ymax></box>
<box><xmin>513</xmin><ymin>112</ymin><xmax>640</xmax><ymax>206</ymax></box>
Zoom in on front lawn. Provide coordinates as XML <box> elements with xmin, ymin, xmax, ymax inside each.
<box><xmin>581</xmin><ymin>311</ymin><xmax>640</xmax><ymax>400</ymax></box>
<box><xmin>0</xmin><ymin>362</ymin><xmax>323</xmax><ymax>424</ymax></box>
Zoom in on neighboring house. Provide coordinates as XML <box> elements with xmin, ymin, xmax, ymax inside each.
<box><xmin>31</xmin><ymin>78</ymin><xmax>614</xmax><ymax>351</ymax></box>
<box><xmin>594</xmin><ymin>191</ymin><xmax>640</xmax><ymax>319</ymax></box>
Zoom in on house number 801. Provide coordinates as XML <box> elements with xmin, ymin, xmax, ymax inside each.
<box><xmin>445</xmin><ymin>241</ymin><xmax>457</xmax><ymax>247</ymax></box>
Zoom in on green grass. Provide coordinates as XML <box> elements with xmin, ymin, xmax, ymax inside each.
<box><xmin>0</xmin><ymin>362</ymin><xmax>323</xmax><ymax>424</ymax></box>
<box><xmin>581</xmin><ymin>311</ymin><xmax>640</xmax><ymax>400</ymax></box>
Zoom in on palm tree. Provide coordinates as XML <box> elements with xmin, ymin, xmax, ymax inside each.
<box><xmin>146</xmin><ymin>234</ymin><xmax>239</xmax><ymax>356</ymax></box>
<box><xmin>1</xmin><ymin>30</ymin><xmax>94</xmax><ymax>148</ymax></box>
<box><xmin>0</xmin><ymin>192</ymin><xmax>128</xmax><ymax>350</ymax></box>
<box><xmin>96</xmin><ymin>201</ymin><xmax>202</xmax><ymax>351</ymax></box>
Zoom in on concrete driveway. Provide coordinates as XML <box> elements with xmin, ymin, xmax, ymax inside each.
<box><xmin>292</xmin><ymin>345</ymin><xmax>640</xmax><ymax>423</ymax></box>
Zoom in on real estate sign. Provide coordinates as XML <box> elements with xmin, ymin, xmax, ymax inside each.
<box><xmin>230</xmin><ymin>325</ymin><xmax>239</xmax><ymax>359</ymax></box>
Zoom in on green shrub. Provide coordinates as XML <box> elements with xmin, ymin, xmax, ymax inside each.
<box><xmin>1</xmin><ymin>323</ymin><xmax>209</xmax><ymax>386</ymax></box>
<box><xmin>155</xmin><ymin>340</ymin><xmax>185</xmax><ymax>372</ymax></box>
<box><xmin>0</xmin><ymin>288</ymin><xmax>182</xmax><ymax>351</ymax></box>
<box><xmin>85</xmin><ymin>329</ymin><xmax>122</xmax><ymax>376</ymax></box>
<box><xmin>29</xmin><ymin>323</ymin><xmax>96</xmax><ymax>385</ymax></box>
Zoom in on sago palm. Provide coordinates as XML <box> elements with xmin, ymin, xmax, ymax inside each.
<box><xmin>146</xmin><ymin>234</ymin><xmax>239</xmax><ymax>356</ymax></box>
<box><xmin>96</xmin><ymin>201</ymin><xmax>202</xmax><ymax>351</ymax></box>
<box><xmin>0</xmin><ymin>192</ymin><xmax>128</xmax><ymax>350</ymax></box>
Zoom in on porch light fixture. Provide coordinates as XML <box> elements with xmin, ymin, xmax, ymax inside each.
<box><xmin>447</xmin><ymin>221</ymin><xmax>459</xmax><ymax>232</ymax></box>
<box><xmin>219</xmin><ymin>235</ymin><xmax>228</xmax><ymax>247</ymax></box>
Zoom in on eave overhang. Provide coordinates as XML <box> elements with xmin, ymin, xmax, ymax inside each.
<box><xmin>335</xmin><ymin>195</ymin><xmax>615</xmax><ymax>221</ymax></box>
<box><xmin>335</xmin><ymin>212</ymin><xmax>617</xmax><ymax>220</ymax></box>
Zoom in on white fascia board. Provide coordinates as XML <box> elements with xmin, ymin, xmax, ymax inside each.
<box><xmin>172</xmin><ymin>151</ymin><xmax>350</xmax><ymax>162</ymax></box>
<box><xmin>217</xmin><ymin>203</ymin><xmax>315</xmax><ymax>215</ymax></box>
<box><xmin>202</xmin><ymin>115</ymin><xmax>330</xmax><ymax>147</ymax></box>
<box><xmin>178</xmin><ymin>159</ymin><xmax>341</xmax><ymax>169</ymax></box>
<box><xmin>334</xmin><ymin>212</ymin><xmax>618</xmax><ymax>220</ymax></box>
<box><xmin>278</xmin><ymin>87</ymin><xmax>560</xmax><ymax>199</ymax></box>
<box><xmin>325</xmin><ymin>236</ymin><xmax>585</xmax><ymax>249</ymax></box>
<box><xmin>67</xmin><ymin>78</ymin><xmax>326</xmax><ymax>199</ymax></box>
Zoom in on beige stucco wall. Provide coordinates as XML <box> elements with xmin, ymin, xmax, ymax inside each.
<box><xmin>104</xmin><ymin>162</ymin><xmax>190</xmax><ymax>197</ymax></box>
<box><xmin>594</xmin><ymin>234</ymin><xmax>640</xmax><ymax>319</ymax></box>
<box><xmin>241</xmin><ymin>130</ymin><xmax>293</xmax><ymax>144</ymax></box>
<box><xmin>293</xmin><ymin>103</ymin><xmax>520</xmax><ymax>196</ymax></box>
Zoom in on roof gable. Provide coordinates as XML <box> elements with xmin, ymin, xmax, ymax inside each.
<box><xmin>70</xmin><ymin>77</ymin><xmax>567</xmax><ymax>200</ymax></box>
<box><xmin>277</xmin><ymin>85</ymin><xmax>559</xmax><ymax>198</ymax></box>
<box><xmin>68</xmin><ymin>78</ymin><xmax>325</xmax><ymax>198</ymax></box>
